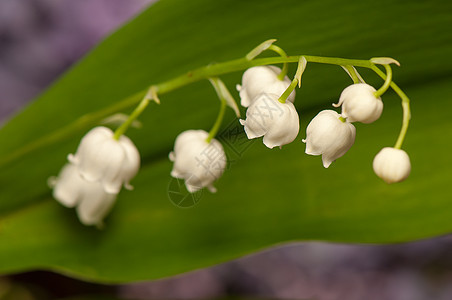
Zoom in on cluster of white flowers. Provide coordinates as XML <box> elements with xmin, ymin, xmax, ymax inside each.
<box><xmin>167</xmin><ymin>67</ymin><xmax>297</xmax><ymax>194</ymax></box>
<box><xmin>51</xmin><ymin>126</ymin><xmax>140</xmax><ymax>227</ymax></box>
<box><xmin>302</xmin><ymin>83</ymin><xmax>382</xmax><ymax>168</ymax></box>
<box><xmin>238</xmin><ymin>66</ymin><xmax>299</xmax><ymax>149</ymax></box>
<box><xmin>50</xmin><ymin>61</ymin><xmax>411</xmax><ymax>227</ymax></box>
<box><xmin>238</xmin><ymin>66</ymin><xmax>411</xmax><ymax>183</ymax></box>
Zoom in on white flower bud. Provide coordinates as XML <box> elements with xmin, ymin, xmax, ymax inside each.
<box><xmin>237</xmin><ymin>66</ymin><xmax>295</xmax><ymax>107</ymax></box>
<box><xmin>52</xmin><ymin>164</ymin><xmax>117</xmax><ymax>226</ymax></box>
<box><xmin>169</xmin><ymin>130</ymin><xmax>226</xmax><ymax>193</ymax></box>
<box><xmin>373</xmin><ymin>147</ymin><xmax>411</xmax><ymax>183</ymax></box>
<box><xmin>333</xmin><ymin>83</ymin><xmax>383</xmax><ymax>123</ymax></box>
<box><xmin>303</xmin><ymin>110</ymin><xmax>356</xmax><ymax>168</ymax></box>
<box><xmin>68</xmin><ymin>126</ymin><xmax>140</xmax><ymax>194</ymax></box>
<box><xmin>239</xmin><ymin>93</ymin><xmax>299</xmax><ymax>149</ymax></box>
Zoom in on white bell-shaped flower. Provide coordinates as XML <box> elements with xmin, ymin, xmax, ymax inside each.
<box><xmin>239</xmin><ymin>93</ymin><xmax>299</xmax><ymax>149</ymax></box>
<box><xmin>373</xmin><ymin>147</ymin><xmax>411</xmax><ymax>183</ymax></box>
<box><xmin>51</xmin><ymin>164</ymin><xmax>117</xmax><ymax>226</ymax></box>
<box><xmin>237</xmin><ymin>66</ymin><xmax>296</xmax><ymax>107</ymax></box>
<box><xmin>303</xmin><ymin>110</ymin><xmax>356</xmax><ymax>168</ymax></box>
<box><xmin>333</xmin><ymin>83</ymin><xmax>383</xmax><ymax>123</ymax></box>
<box><xmin>169</xmin><ymin>130</ymin><xmax>227</xmax><ymax>193</ymax></box>
<box><xmin>68</xmin><ymin>126</ymin><xmax>140</xmax><ymax>194</ymax></box>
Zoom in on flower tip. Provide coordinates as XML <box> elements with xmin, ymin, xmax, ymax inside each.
<box><xmin>67</xmin><ymin>153</ymin><xmax>77</xmax><ymax>164</ymax></box>
<box><xmin>170</xmin><ymin>170</ymin><xmax>182</xmax><ymax>178</ymax></box>
<box><xmin>186</xmin><ymin>183</ymin><xmax>202</xmax><ymax>193</ymax></box>
<box><xmin>124</xmin><ymin>183</ymin><xmax>134</xmax><ymax>191</ymax></box>
<box><xmin>243</xmin><ymin>126</ymin><xmax>264</xmax><ymax>140</ymax></box>
<box><xmin>263</xmin><ymin>137</ymin><xmax>277</xmax><ymax>149</ymax></box>
<box><xmin>169</xmin><ymin>152</ymin><xmax>175</xmax><ymax>161</ymax></box>
<box><xmin>264</xmin><ymin>143</ymin><xmax>275</xmax><ymax>149</ymax></box>
<box><xmin>103</xmin><ymin>183</ymin><xmax>121</xmax><ymax>194</ymax></box>
<box><xmin>305</xmin><ymin>149</ymin><xmax>315</xmax><ymax>155</ymax></box>
<box><xmin>207</xmin><ymin>185</ymin><xmax>217</xmax><ymax>193</ymax></box>
<box><xmin>304</xmin><ymin>141</ymin><xmax>317</xmax><ymax>156</ymax></box>
<box><xmin>322</xmin><ymin>158</ymin><xmax>333</xmax><ymax>168</ymax></box>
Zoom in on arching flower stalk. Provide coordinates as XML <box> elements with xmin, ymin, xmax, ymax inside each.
<box><xmin>46</xmin><ymin>40</ymin><xmax>414</xmax><ymax>226</ymax></box>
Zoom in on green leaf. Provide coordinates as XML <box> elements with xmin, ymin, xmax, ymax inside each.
<box><xmin>0</xmin><ymin>0</ymin><xmax>451</xmax><ymax>283</ymax></box>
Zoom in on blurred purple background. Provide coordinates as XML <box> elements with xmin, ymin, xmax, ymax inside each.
<box><xmin>0</xmin><ymin>0</ymin><xmax>153</xmax><ymax>122</ymax></box>
<box><xmin>2</xmin><ymin>1</ymin><xmax>452</xmax><ymax>300</ymax></box>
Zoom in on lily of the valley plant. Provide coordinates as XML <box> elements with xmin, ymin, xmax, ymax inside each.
<box><xmin>49</xmin><ymin>39</ymin><xmax>412</xmax><ymax>226</ymax></box>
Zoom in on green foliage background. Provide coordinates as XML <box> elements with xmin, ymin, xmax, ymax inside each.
<box><xmin>0</xmin><ymin>0</ymin><xmax>451</xmax><ymax>283</ymax></box>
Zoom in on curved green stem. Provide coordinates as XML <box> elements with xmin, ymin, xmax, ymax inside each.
<box><xmin>278</xmin><ymin>57</ymin><xmax>307</xmax><ymax>103</ymax></box>
<box><xmin>374</xmin><ymin>64</ymin><xmax>393</xmax><ymax>98</ymax></box>
<box><xmin>113</xmin><ymin>98</ymin><xmax>149</xmax><ymax>140</ymax></box>
<box><xmin>278</xmin><ymin>78</ymin><xmax>297</xmax><ymax>104</ymax></box>
<box><xmin>0</xmin><ymin>54</ymin><xmax>385</xmax><ymax>167</ymax></box>
<box><xmin>113</xmin><ymin>86</ymin><xmax>159</xmax><ymax>139</ymax></box>
<box><xmin>155</xmin><ymin>55</ymin><xmax>373</xmax><ymax>95</ymax></box>
<box><xmin>371</xmin><ymin>65</ymin><xmax>411</xmax><ymax>149</ymax></box>
<box><xmin>267</xmin><ymin>44</ymin><xmax>289</xmax><ymax>80</ymax></box>
<box><xmin>206</xmin><ymin>99</ymin><xmax>227</xmax><ymax>143</ymax></box>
